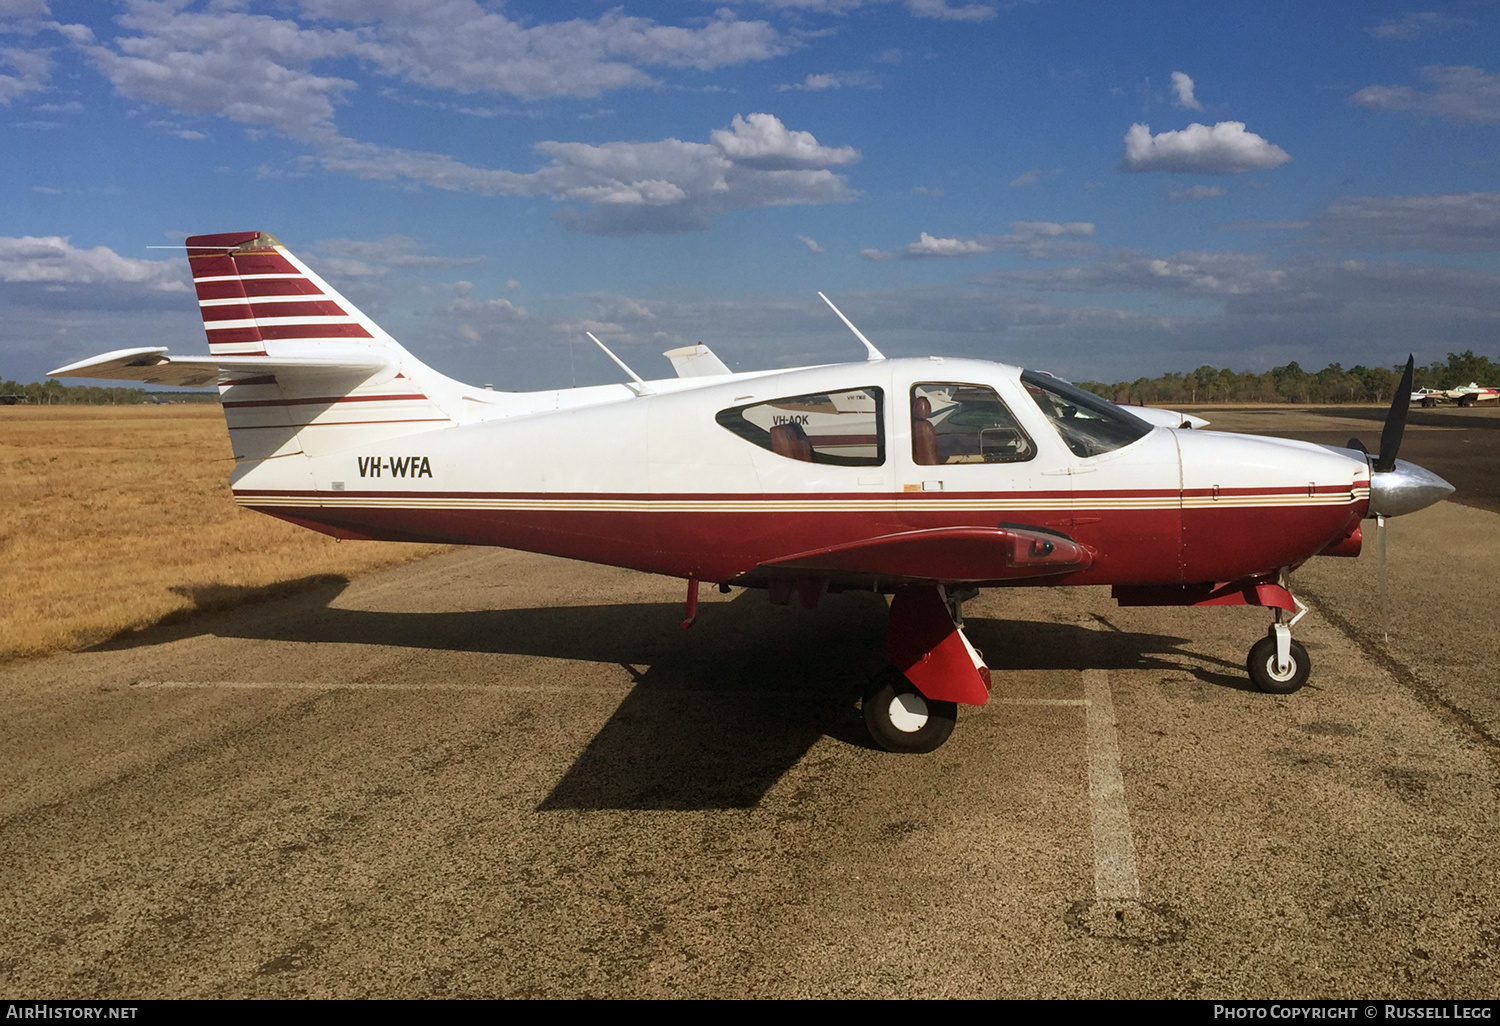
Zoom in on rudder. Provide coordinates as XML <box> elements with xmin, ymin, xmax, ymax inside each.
<box><xmin>185</xmin><ymin>232</ymin><xmax>463</xmax><ymax>461</ymax></box>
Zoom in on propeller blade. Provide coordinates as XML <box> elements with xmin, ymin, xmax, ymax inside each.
<box><xmin>1347</xmin><ymin>437</ymin><xmax>1368</xmax><ymax>455</ymax></box>
<box><xmin>1374</xmin><ymin>355</ymin><xmax>1414</xmax><ymax>473</ymax></box>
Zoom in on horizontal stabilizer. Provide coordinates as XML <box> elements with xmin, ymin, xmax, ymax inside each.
<box><xmin>663</xmin><ymin>343</ymin><xmax>732</xmax><ymax>378</ymax></box>
<box><xmin>761</xmin><ymin>525</ymin><xmax>1092</xmax><ymax>584</ymax></box>
<box><xmin>49</xmin><ymin>346</ymin><xmax>395</xmax><ymax>389</ymax></box>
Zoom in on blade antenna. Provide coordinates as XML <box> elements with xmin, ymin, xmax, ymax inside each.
<box><xmin>818</xmin><ymin>292</ymin><xmax>885</xmax><ymax>362</ymax></box>
<box><xmin>1374</xmin><ymin>355</ymin><xmax>1415</xmax><ymax>473</ymax></box>
<box><xmin>586</xmin><ymin>331</ymin><xmax>650</xmax><ymax>391</ymax></box>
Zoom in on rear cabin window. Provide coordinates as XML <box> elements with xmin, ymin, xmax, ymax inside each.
<box><xmin>716</xmin><ymin>387</ymin><xmax>885</xmax><ymax>466</ymax></box>
<box><xmin>911</xmin><ymin>383</ymin><xmax>1036</xmax><ymax>465</ymax></box>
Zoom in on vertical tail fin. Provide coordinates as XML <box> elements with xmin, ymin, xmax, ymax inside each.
<box><xmin>184</xmin><ymin>232</ymin><xmax>469</xmax><ymax>461</ymax></box>
<box><xmin>188</xmin><ymin>231</ymin><xmax>390</xmax><ymax>358</ymax></box>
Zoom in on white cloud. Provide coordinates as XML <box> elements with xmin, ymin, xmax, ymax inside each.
<box><xmin>78</xmin><ymin>7</ymin><xmax>361</xmax><ymax>141</ymax></box>
<box><xmin>997</xmin><ymin>221</ymin><xmax>1097</xmax><ymax>258</ymax></box>
<box><xmin>861</xmin><ymin>248</ymin><xmax>893</xmax><ymax>261</ymax></box>
<box><xmin>55</xmin><ymin>7</ymin><xmax>853</xmax><ymax>235</ymax></box>
<box><xmin>903</xmin><ymin>0</ymin><xmax>997</xmax><ymax>21</ymax></box>
<box><xmin>147</xmin><ymin>119</ymin><xmax>208</xmax><ymax>140</ymax></box>
<box><xmin>449</xmin><ymin>281</ymin><xmax>527</xmax><ymax>320</ymax></box>
<box><xmin>1220</xmin><ymin>220</ymin><xmax>1309</xmax><ymax>232</ymax></box>
<box><xmin>311</xmin><ymin>235</ymin><xmax>487</xmax><ymax>270</ymax></box>
<box><xmin>0</xmin><ymin>235</ymin><xmax>187</xmax><ymax>290</ymax></box>
<box><xmin>797</xmin><ymin>235</ymin><xmax>824</xmax><ymax>253</ymax></box>
<box><xmin>305</xmin><ymin>113</ymin><xmax>859</xmax><ymax>235</ymax></box>
<box><xmin>75</xmin><ymin>1</ymin><xmax>791</xmax><ymax>141</ymax></box>
<box><xmin>709</xmin><ymin>112</ymin><xmax>859</xmax><ymax>169</ymax></box>
<box><xmin>52</xmin><ymin>22</ymin><xmax>93</xmax><ymax>45</ymax></box>
<box><xmin>1122</xmin><ymin>121</ymin><xmax>1291</xmax><ymax>174</ymax></box>
<box><xmin>1313</xmin><ymin>193</ymin><xmax>1500</xmax><ymax>252</ymax></box>
<box><xmin>0</xmin><ymin>0</ymin><xmax>50</xmax><ymax>19</ymax></box>
<box><xmin>1170</xmin><ymin>71</ymin><xmax>1202</xmax><ymax>110</ymax></box>
<box><xmin>913</xmin><ymin>184</ymin><xmax>943</xmax><ymax>197</ymax></box>
<box><xmin>1368</xmin><ymin>12</ymin><xmax>1465</xmax><ymax>40</ymax></box>
<box><xmin>1170</xmin><ymin>184</ymin><xmax>1225</xmax><ymax>200</ymax></box>
<box><xmin>776</xmin><ymin>70</ymin><xmax>877</xmax><ymax>91</ymax></box>
<box><xmin>317</xmin><ymin>2</ymin><xmax>787</xmax><ymax>95</ymax></box>
<box><xmin>727</xmin><ymin>0</ymin><xmax>995</xmax><ymax>20</ymax></box>
<box><xmin>1010</xmin><ymin>168</ymin><xmax>1039</xmax><ymax>187</ymax></box>
<box><xmin>896</xmin><ymin>222</ymin><xmax>1094</xmax><ymax>260</ymax></box>
<box><xmin>987</xmin><ymin>249</ymin><xmax>1288</xmax><ymax>297</ymax></box>
<box><xmin>1009</xmin><ymin>221</ymin><xmax>1094</xmax><ymax>239</ymax></box>
<box><xmin>904</xmin><ymin>232</ymin><xmax>992</xmax><ymax>258</ymax></box>
<box><xmin>0</xmin><ymin>46</ymin><xmax>49</xmax><ymax>103</ymax></box>
<box><xmin>1351</xmin><ymin>66</ymin><xmax>1500</xmax><ymax>124</ymax></box>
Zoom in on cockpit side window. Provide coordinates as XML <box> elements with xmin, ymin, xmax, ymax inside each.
<box><xmin>911</xmin><ymin>383</ymin><xmax>1036</xmax><ymax>465</ymax></box>
<box><xmin>716</xmin><ymin>387</ymin><xmax>884</xmax><ymax>466</ymax></box>
<box><xmin>1021</xmin><ymin>371</ymin><xmax>1153</xmax><ymax>458</ymax></box>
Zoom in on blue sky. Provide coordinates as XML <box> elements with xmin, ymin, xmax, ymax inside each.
<box><xmin>3</xmin><ymin>0</ymin><xmax>1498</xmax><ymax>390</ymax></box>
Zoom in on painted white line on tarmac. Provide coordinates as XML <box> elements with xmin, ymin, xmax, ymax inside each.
<box><xmin>989</xmin><ymin>698</ymin><xmax>1090</xmax><ymax>707</ymax></box>
<box><xmin>1083</xmin><ymin>668</ymin><xmax>1142</xmax><ymax>901</ymax></box>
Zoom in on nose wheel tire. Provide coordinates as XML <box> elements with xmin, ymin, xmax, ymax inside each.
<box><xmin>862</xmin><ymin>669</ymin><xmax>957</xmax><ymax>753</ymax></box>
<box><xmin>1246</xmin><ymin>636</ymin><xmax>1311</xmax><ymax>694</ymax></box>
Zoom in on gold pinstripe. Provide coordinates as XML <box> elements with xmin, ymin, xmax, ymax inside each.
<box><xmin>237</xmin><ymin>488</ymin><xmax>1369</xmax><ymax>513</ymax></box>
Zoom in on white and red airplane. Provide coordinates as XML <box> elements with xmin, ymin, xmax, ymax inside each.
<box><xmin>51</xmin><ymin>231</ymin><xmax>1454</xmax><ymax>752</ymax></box>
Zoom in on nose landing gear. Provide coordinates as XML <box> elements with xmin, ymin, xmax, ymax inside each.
<box><xmin>1246</xmin><ymin>590</ymin><xmax>1311</xmax><ymax>694</ymax></box>
<box><xmin>1113</xmin><ymin>570</ymin><xmax>1315</xmax><ymax>694</ymax></box>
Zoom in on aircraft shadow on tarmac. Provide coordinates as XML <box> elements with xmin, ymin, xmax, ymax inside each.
<box><xmin>96</xmin><ymin>580</ymin><xmax>1236</xmax><ymax>810</ymax></box>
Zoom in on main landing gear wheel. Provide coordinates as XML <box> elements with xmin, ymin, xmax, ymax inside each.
<box><xmin>1246</xmin><ymin>635</ymin><xmax>1311</xmax><ymax>694</ymax></box>
<box><xmin>862</xmin><ymin>668</ymin><xmax>957</xmax><ymax>754</ymax></box>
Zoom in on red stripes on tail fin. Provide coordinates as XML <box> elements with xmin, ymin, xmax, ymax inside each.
<box><xmin>186</xmin><ymin>231</ymin><xmax>373</xmax><ymax>356</ymax></box>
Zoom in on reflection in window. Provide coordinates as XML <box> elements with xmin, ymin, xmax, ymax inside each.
<box><xmin>716</xmin><ymin>387</ymin><xmax>884</xmax><ymax>466</ymax></box>
<box><xmin>911</xmin><ymin>383</ymin><xmax>1035</xmax><ymax>465</ymax></box>
<box><xmin>1021</xmin><ymin>371</ymin><xmax>1153</xmax><ymax>458</ymax></box>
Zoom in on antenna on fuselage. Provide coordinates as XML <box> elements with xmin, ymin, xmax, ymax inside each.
<box><xmin>586</xmin><ymin>331</ymin><xmax>651</xmax><ymax>393</ymax></box>
<box><xmin>818</xmin><ymin>292</ymin><xmax>885</xmax><ymax>362</ymax></box>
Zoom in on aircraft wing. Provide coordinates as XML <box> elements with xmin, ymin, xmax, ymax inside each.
<box><xmin>49</xmin><ymin>346</ymin><xmax>394</xmax><ymax>389</ymax></box>
<box><xmin>756</xmin><ymin>524</ymin><xmax>1092</xmax><ymax>585</ymax></box>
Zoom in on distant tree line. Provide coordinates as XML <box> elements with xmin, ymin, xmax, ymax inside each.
<box><xmin>0</xmin><ymin>377</ymin><xmax>219</xmax><ymax>405</ymax></box>
<box><xmin>1077</xmin><ymin>350</ymin><xmax>1499</xmax><ymax>406</ymax></box>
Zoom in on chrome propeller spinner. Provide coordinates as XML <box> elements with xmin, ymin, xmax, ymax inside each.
<box><xmin>1346</xmin><ymin>356</ymin><xmax>1455</xmax><ymax>519</ymax></box>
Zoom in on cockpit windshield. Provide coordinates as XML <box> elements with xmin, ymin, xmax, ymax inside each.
<box><xmin>1021</xmin><ymin>371</ymin><xmax>1153</xmax><ymax>458</ymax></box>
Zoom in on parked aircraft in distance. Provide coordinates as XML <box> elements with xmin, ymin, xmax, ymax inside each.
<box><xmin>1412</xmin><ymin>383</ymin><xmax>1499</xmax><ymax>408</ymax></box>
<box><xmin>51</xmin><ymin>232</ymin><xmax>1454</xmax><ymax>752</ymax></box>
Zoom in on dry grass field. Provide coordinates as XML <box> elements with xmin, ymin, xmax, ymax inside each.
<box><xmin>0</xmin><ymin>405</ymin><xmax>445</xmax><ymax>661</ymax></box>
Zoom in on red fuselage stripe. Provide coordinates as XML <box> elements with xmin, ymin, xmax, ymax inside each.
<box><xmin>223</xmin><ymin>393</ymin><xmax>431</xmax><ymax>409</ymax></box>
<box><xmin>239</xmin><ymin>500</ymin><xmax>1363</xmax><ymax>587</ymax></box>
<box><xmin>226</xmin><ymin>418</ymin><xmax>451</xmax><ymax>429</ymax></box>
